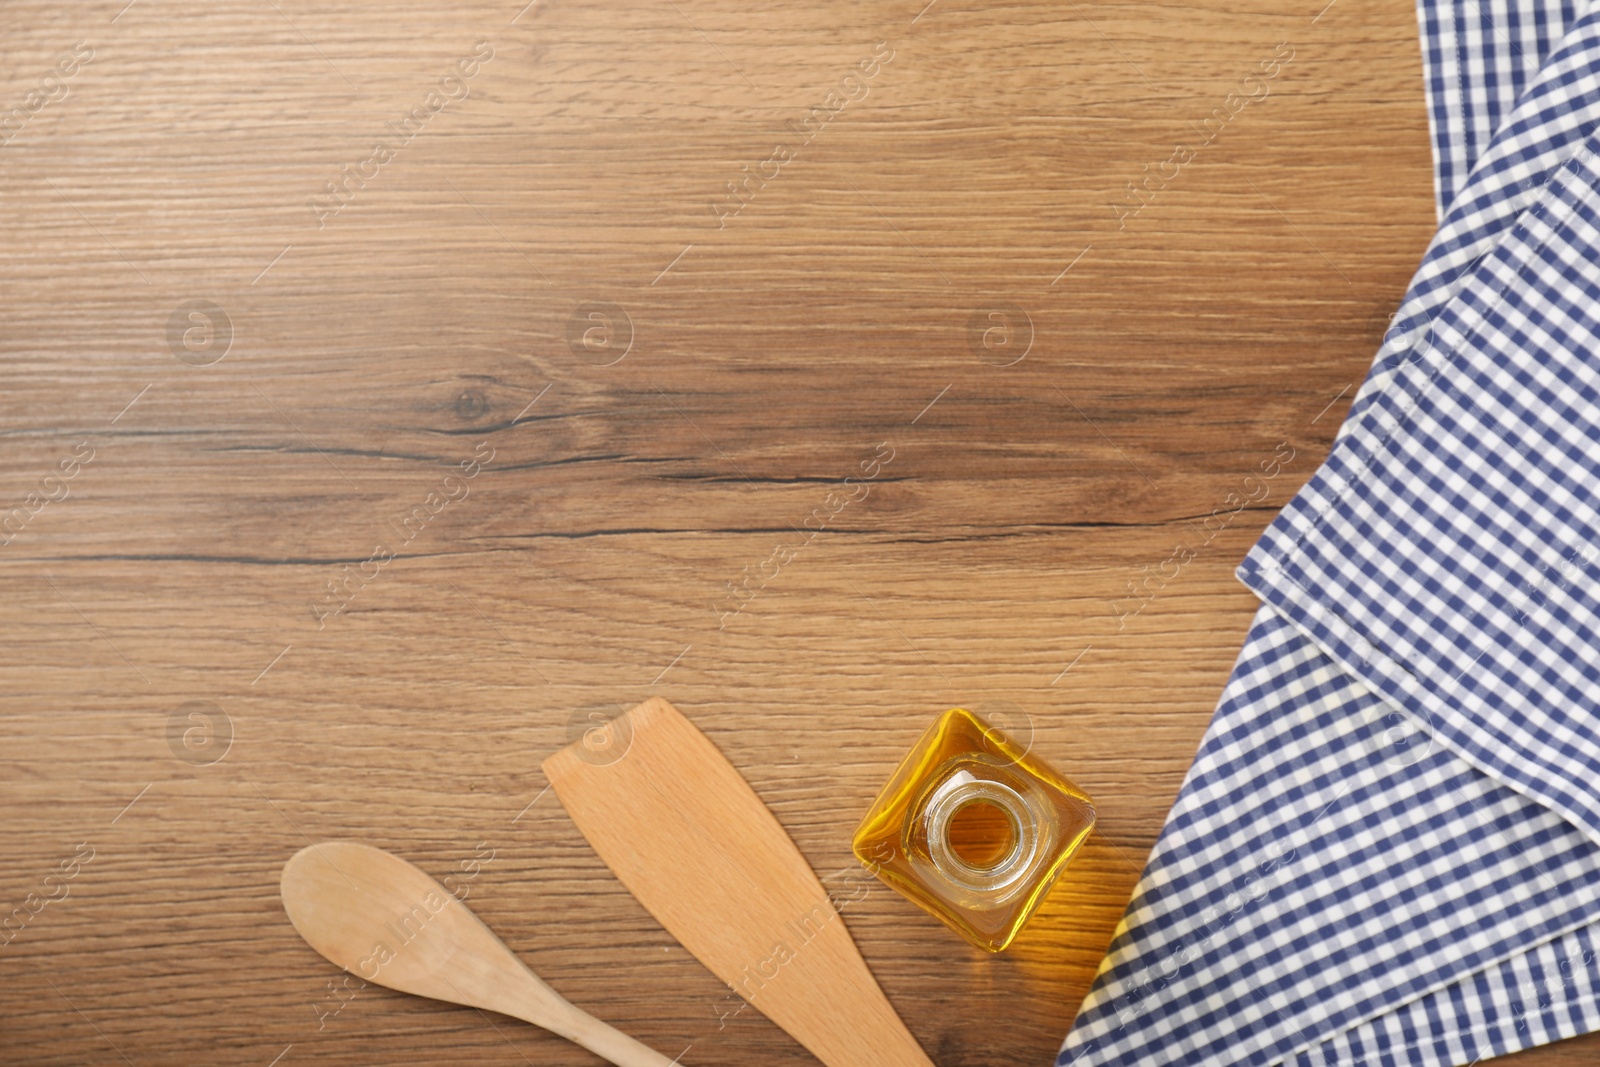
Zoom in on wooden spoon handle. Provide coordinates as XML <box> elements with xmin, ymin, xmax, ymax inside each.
<box><xmin>513</xmin><ymin>991</ymin><xmax>682</xmax><ymax>1067</ymax></box>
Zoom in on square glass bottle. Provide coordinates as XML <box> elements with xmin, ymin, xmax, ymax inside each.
<box><xmin>852</xmin><ymin>707</ymin><xmax>1096</xmax><ymax>951</ymax></box>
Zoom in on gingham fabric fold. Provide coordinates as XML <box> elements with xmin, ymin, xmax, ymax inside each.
<box><xmin>1060</xmin><ymin>609</ymin><xmax>1600</xmax><ymax>1067</ymax></box>
<box><xmin>1419</xmin><ymin>0</ymin><xmax>1589</xmax><ymax>216</ymax></box>
<box><xmin>1354</xmin><ymin>0</ymin><xmax>1600</xmax><ymax>432</ymax></box>
<box><xmin>1244</xmin><ymin>131</ymin><xmax>1600</xmax><ymax>845</ymax></box>
<box><xmin>1057</xmin><ymin>2</ymin><xmax>1600</xmax><ymax>1064</ymax></box>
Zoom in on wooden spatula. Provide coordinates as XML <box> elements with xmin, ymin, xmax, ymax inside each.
<box><xmin>543</xmin><ymin>696</ymin><xmax>934</xmax><ymax>1067</ymax></box>
<box><xmin>279</xmin><ymin>841</ymin><xmax>681</xmax><ymax>1067</ymax></box>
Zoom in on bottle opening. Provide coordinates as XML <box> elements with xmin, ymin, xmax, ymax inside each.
<box><xmin>921</xmin><ymin>770</ymin><xmax>1040</xmax><ymax>894</ymax></box>
<box><xmin>946</xmin><ymin>798</ymin><xmax>1018</xmax><ymax>871</ymax></box>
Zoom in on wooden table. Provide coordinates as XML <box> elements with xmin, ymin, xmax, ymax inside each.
<box><xmin>4</xmin><ymin>0</ymin><xmax>1591</xmax><ymax>1064</ymax></box>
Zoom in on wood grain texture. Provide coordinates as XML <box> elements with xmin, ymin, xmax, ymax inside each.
<box><xmin>1</xmin><ymin>0</ymin><xmax>1592</xmax><ymax>1064</ymax></box>
<box><xmin>545</xmin><ymin>696</ymin><xmax>932</xmax><ymax>1067</ymax></box>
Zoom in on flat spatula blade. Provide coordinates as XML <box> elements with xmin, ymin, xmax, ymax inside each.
<box><xmin>543</xmin><ymin>697</ymin><xmax>933</xmax><ymax>1067</ymax></box>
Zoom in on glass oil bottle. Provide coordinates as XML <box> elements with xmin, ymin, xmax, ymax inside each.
<box><xmin>852</xmin><ymin>707</ymin><xmax>1096</xmax><ymax>951</ymax></box>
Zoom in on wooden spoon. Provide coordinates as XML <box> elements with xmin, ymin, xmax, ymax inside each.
<box><xmin>280</xmin><ymin>841</ymin><xmax>681</xmax><ymax>1067</ymax></box>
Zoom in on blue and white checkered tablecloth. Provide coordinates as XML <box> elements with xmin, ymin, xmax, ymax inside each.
<box><xmin>1057</xmin><ymin>1</ymin><xmax>1600</xmax><ymax>1064</ymax></box>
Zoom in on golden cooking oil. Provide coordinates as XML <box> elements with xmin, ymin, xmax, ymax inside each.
<box><xmin>852</xmin><ymin>707</ymin><xmax>1096</xmax><ymax>952</ymax></box>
